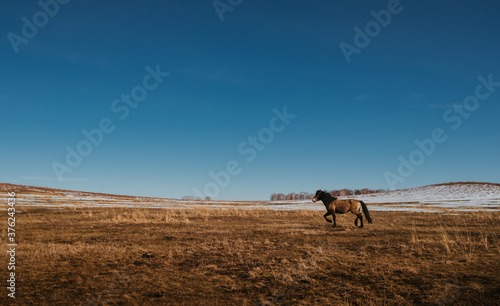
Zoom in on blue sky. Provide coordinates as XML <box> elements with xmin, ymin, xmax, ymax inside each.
<box><xmin>1</xmin><ymin>0</ymin><xmax>499</xmax><ymax>200</ymax></box>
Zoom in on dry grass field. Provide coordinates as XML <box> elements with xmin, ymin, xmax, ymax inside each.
<box><xmin>1</xmin><ymin>206</ymin><xmax>499</xmax><ymax>305</ymax></box>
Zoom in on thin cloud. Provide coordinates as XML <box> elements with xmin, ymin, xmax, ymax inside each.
<box><xmin>355</xmin><ymin>94</ymin><xmax>370</xmax><ymax>101</ymax></box>
<box><xmin>424</xmin><ymin>103</ymin><xmax>453</xmax><ymax>109</ymax></box>
<box><xmin>179</xmin><ymin>67</ymin><xmax>248</xmax><ymax>87</ymax></box>
<box><xmin>406</xmin><ymin>93</ymin><xmax>452</xmax><ymax>108</ymax></box>
<box><xmin>19</xmin><ymin>176</ymin><xmax>88</xmax><ymax>182</ymax></box>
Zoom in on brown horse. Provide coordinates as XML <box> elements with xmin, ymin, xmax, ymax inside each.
<box><xmin>312</xmin><ymin>190</ymin><xmax>372</xmax><ymax>228</ymax></box>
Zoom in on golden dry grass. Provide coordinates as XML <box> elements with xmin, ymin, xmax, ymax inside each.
<box><xmin>1</xmin><ymin>207</ymin><xmax>499</xmax><ymax>305</ymax></box>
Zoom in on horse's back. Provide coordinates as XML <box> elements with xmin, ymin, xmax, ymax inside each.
<box><xmin>333</xmin><ymin>199</ymin><xmax>351</xmax><ymax>213</ymax></box>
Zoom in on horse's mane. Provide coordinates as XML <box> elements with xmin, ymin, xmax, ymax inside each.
<box><xmin>321</xmin><ymin>190</ymin><xmax>337</xmax><ymax>201</ymax></box>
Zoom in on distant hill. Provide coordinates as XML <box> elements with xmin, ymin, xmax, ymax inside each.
<box><xmin>0</xmin><ymin>183</ymin><xmax>165</xmax><ymax>200</ymax></box>
<box><xmin>346</xmin><ymin>182</ymin><xmax>500</xmax><ymax>203</ymax></box>
<box><xmin>1</xmin><ymin>181</ymin><xmax>500</xmax><ymax>204</ymax></box>
<box><xmin>429</xmin><ymin>181</ymin><xmax>500</xmax><ymax>187</ymax></box>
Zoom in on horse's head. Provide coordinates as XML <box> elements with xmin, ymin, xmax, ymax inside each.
<box><xmin>312</xmin><ymin>190</ymin><xmax>323</xmax><ymax>203</ymax></box>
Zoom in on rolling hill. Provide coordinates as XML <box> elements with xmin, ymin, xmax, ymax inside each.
<box><xmin>1</xmin><ymin>182</ymin><xmax>500</xmax><ymax>210</ymax></box>
<box><xmin>347</xmin><ymin>182</ymin><xmax>500</xmax><ymax>204</ymax></box>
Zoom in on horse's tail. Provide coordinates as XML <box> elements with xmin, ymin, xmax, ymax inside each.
<box><xmin>360</xmin><ymin>201</ymin><xmax>373</xmax><ymax>224</ymax></box>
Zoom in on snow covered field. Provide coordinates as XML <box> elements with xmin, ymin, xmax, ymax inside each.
<box><xmin>340</xmin><ymin>183</ymin><xmax>500</xmax><ymax>212</ymax></box>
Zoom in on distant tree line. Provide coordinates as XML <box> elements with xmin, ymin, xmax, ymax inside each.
<box><xmin>270</xmin><ymin>188</ymin><xmax>387</xmax><ymax>201</ymax></box>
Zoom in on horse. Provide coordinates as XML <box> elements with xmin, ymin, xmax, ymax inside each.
<box><xmin>312</xmin><ymin>190</ymin><xmax>372</xmax><ymax>228</ymax></box>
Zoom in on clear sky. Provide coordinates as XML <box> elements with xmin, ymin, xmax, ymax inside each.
<box><xmin>1</xmin><ymin>0</ymin><xmax>499</xmax><ymax>200</ymax></box>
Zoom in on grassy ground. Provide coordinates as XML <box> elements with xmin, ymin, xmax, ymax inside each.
<box><xmin>1</xmin><ymin>206</ymin><xmax>499</xmax><ymax>305</ymax></box>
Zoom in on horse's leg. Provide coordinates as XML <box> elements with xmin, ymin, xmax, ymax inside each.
<box><xmin>351</xmin><ymin>209</ymin><xmax>359</xmax><ymax>226</ymax></box>
<box><xmin>352</xmin><ymin>205</ymin><xmax>363</xmax><ymax>228</ymax></box>
<box><xmin>332</xmin><ymin>212</ymin><xmax>337</xmax><ymax>227</ymax></box>
<box><xmin>323</xmin><ymin>211</ymin><xmax>332</xmax><ymax>223</ymax></box>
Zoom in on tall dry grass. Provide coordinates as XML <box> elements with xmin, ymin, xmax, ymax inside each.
<box><xmin>1</xmin><ymin>207</ymin><xmax>499</xmax><ymax>305</ymax></box>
